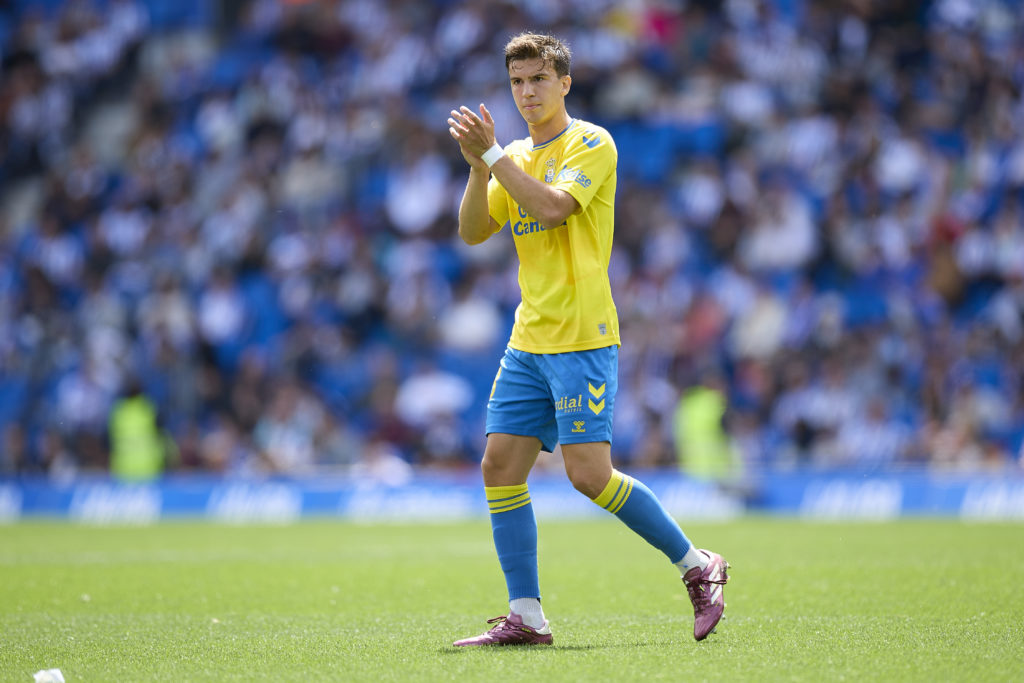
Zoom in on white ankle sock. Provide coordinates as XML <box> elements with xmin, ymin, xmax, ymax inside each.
<box><xmin>674</xmin><ymin>547</ymin><xmax>709</xmax><ymax>575</ymax></box>
<box><xmin>509</xmin><ymin>598</ymin><xmax>546</xmax><ymax>629</ymax></box>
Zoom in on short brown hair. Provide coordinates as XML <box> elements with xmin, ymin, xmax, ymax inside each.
<box><xmin>504</xmin><ymin>32</ymin><xmax>571</xmax><ymax>77</ymax></box>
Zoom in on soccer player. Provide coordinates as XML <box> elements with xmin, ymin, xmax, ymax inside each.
<box><xmin>447</xmin><ymin>32</ymin><xmax>729</xmax><ymax>646</ymax></box>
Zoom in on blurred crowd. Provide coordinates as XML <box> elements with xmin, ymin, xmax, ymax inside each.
<box><xmin>1</xmin><ymin>0</ymin><xmax>1023</xmax><ymax>480</ymax></box>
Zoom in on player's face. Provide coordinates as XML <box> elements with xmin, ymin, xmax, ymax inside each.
<box><xmin>508</xmin><ymin>58</ymin><xmax>570</xmax><ymax>127</ymax></box>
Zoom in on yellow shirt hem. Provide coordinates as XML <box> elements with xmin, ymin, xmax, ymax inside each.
<box><xmin>508</xmin><ymin>338</ymin><xmax>621</xmax><ymax>355</ymax></box>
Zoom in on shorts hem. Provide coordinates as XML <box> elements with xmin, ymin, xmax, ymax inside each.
<box><xmin>485</xmin><ymin>429</ymin><xmax>558</xmax><ymax>454</ymax></box>
<box><xmin>558</xmin><ymin>434</ymin><xmax>613</xmax><ymax>447</ymax></box>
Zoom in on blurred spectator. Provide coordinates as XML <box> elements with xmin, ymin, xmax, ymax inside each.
<box><xmin>394</xmin><ymin>363</ymin><xmax>473</xmax><ymax>431</ymax></box>
<box><xmin>437</xmin><ymin>272</ymin><xmax>503</xmax><ymax>353</ymax></box>
<box><xmin>834</xmin><ymin>398</ymin><xmax>915</xmax><ymax>470</ymax></box>
<box><xmin>737</xmin><ymin>181</ymin><xmax>818</xmax><ymax>273</ymax></box>
<box><xmin>352</xmin><ymin>439</ymin><xmax>414</xmax><ymax>486</ymax></box>
<box><xmin>109</xmin><ymin>381</ymin><xmax>170</xmax><ymax>481</ymax></box>
<box><xmin>673</xmin><ymin>373</ymin><xmax>740</xmax><ymax>482</ymax></box>
<box><xmin>1</xmin><ymin>424</ymin><xmax>30</xmax><ymax>475</ymax></box>
<box><xmin>252</xmin><ymin>379</ymin><xmax>327</xmax><ymax>474</ymax></box>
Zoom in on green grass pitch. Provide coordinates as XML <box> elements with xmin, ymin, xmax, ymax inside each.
<box><xmin>2</xmin><ymin>518</ymin><xmax>1022</xmax><ymax>681</ymax></box>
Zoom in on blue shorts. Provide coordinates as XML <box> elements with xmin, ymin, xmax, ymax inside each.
<box><xmin>485</xmin><ymin>345</ymin><xmax>618</xmax><ymax>452</ymax></box>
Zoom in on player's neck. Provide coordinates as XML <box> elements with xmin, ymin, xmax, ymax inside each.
<box><xmin>528</xmin><ymin>110</ymin><xmax>572</xmax><ymax>147</ymax></box>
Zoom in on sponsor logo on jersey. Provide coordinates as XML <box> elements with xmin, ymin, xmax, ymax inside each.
<box><xmin>556</xmin><ymin>164</ymin><xmax>592</xmax><ymax>188</ymax></box>
<box><xmin>512</xmin><ymin>203</ymin><xmax>566</xmax><ymax>236</ymax></box>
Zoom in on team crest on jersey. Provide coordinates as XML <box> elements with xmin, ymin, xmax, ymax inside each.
<box><xmin>544</xmin><ymin>158</ymin><xmax>556</xmax><ymax>184</ymax></box>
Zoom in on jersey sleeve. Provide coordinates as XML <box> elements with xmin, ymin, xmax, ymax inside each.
<box><xmin>487</xmin><ymin>173</ymin><xmax>510</xmax><ymax>232</ymax></box>
<box><xmin>550</xmin><ymin>129</ymin><xmax>616</xmax><ymax>214</ymax></box>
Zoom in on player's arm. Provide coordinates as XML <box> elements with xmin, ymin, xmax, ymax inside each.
<box><xmin>457</xmin><ymin>166</ymin><xmax>500</xmax><ymax>245</ymax></box>
<box><xmin>449</xmin><ymin>109</ymin><xmax>501</xmax><ymax>245</ymax></box>
<box><xmin>488</xmin><ymin>157</ymin><xmax>579</xmax><ymax>229</ymax></box>
<box><xmin>449</xmin><ymin>104</ymin><xmax>578</xmax><ymax>230</ymax></box>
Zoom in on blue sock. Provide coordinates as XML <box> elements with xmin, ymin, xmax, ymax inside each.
<box><xmin>592</xmin><ymin>470</ymin><xmax>691</xmax><ymax>564</ymax></box>
<box><xmin>486</xmin><ymin>484</ymin><xmax>540</xmax><ymax>600</ymax></box>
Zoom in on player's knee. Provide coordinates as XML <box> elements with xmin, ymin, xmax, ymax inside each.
<box><xmin>480</xmin><ymin>452</ymin><xmax>513</xmax><ymax>485</ymax></box>
<box><xmin>480</xmin><ymin>454</ymin><xmax>498</xmax><ymax>481</ymax></box>
<box><xmin>566</xmin><ymin>467</ymin><xmax>606</xmax><ymax>500</ymax></box>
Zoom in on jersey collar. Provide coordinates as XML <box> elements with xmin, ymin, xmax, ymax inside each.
<box><xmin>532</xmin><ymin>119</ymin><xmax>576</xmax><ymax>150</ymax></box>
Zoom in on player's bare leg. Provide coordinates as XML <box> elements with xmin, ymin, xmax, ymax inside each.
<box><xmin>562</xmin><ymin>441</ymin><xmax>613</xmax><ymax>498</ymax></box>
<box><xmin>455</xmin><ymin>434</ymin><xmax>552</xmax><ymax>646</ymax></box>
<box><xmin>480</xmin><ymin>433</ymin><xmax>540</xmax><ymax>487</ymax></box>
<box><xmin>565</xmin><ymin>441</ymin><xmax>729</xmax><ymax>641</ymax></box>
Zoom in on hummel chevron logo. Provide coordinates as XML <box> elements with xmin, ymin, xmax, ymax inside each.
<box><xmin>587</xmin><ymin>383</ymin><xmax>606</xmax><ymax>414</ymax></box>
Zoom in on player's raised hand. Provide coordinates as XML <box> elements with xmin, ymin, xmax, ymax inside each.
<box><xmin>448</xmin><ymin>104</ymin><xmax>497</xmax><ymax>158</ymax></box>
<box><xmin>478</xmin><ymin>103</ymin><xmax>496</xmax><ymax>129</ymax></box>
<box><xmin>448</xmin><ymin>107</ymin><xmax>486</xmax><ymax>170</ymax></box>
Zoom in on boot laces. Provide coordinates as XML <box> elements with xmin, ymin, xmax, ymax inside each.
<box><xmin>686</xmin><ymin>573</ymin><xmax>726</xmax><ymax>609</ymax></box>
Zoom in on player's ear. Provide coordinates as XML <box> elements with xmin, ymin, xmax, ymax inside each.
<box><xmin>561</xmin><ymin>74</ymin><xmax>571</xmax><ymax>96</ymax></box>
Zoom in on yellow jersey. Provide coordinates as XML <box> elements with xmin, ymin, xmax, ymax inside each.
<box><xmin>486</xmin><ymin>118</ymin><xmax>620</xmax><ymax>353</ymax></box>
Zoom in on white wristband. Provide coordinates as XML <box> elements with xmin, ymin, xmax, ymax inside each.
<box><xmin>481</xmin><ymin>143</ymin><xmax>504</xmax><ymax>168</ymax></box>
